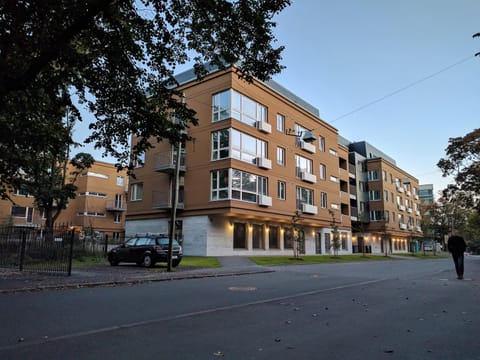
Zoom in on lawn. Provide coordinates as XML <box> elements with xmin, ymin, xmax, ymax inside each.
<box><xmin>248</xmin><ymin>254</ymin><xmax>393</xmax><ymax>266</ymax></box>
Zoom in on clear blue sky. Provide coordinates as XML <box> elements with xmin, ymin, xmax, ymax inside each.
<box><xmin>75</xmin><ymin>0</ymin><xmax>479</xmax><ymax>198</ymax></box>
<box><xmin>271</xmin><ymin>0</ymin><xmax>480</xmax><ymax>197</ymax></box>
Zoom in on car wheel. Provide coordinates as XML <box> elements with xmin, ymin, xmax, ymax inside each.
<box><xmin>109</xmin><ymin>256</ymin><xmax>119</xmax><ymax>266</ymax></box>
<box><xmin>172</xmin><ymin>259</ymin><xmax>181</xmax><ymax>268</ymax></box>
<box><xmin>143</xmin><ymin>254</ymin><xmax>155</xmax><ymax>268</ymax></box>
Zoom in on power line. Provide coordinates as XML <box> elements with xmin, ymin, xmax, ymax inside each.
<box><xmin>331</xmin><ymin>55</ymin><xmax>475</xmax><ymax>123</ymax></box>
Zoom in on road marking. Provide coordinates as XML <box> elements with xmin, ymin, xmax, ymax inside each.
<box><xmin>0</xmin><ymin>278</ymin><xmax>386</xmax><ymax>352</ymax></box>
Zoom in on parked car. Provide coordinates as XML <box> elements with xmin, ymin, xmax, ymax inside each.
<box><xmin>422</xmin><ymin>241</ymin><xmax>442</xmax><ymax>252</ymax></box>
<box><xmin>108</xmin><ymin>235</ymin><xmax>183</xmax><ymax>268</ymax></box>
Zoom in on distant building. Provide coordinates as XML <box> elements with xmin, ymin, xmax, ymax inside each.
<box><xmin>419</xmin><ymin>184</ymin><xmax>434</xmax><ymax>204</ymax></box>
<box><xmin>0</xmin><ymin>160</ymin><xmax>127</xmax><ymax>241</ymax></box>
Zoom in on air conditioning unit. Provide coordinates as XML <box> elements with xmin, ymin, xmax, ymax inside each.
<box><xmin>302</xmin><ymin>203</ymin><xmax>318</xmax><ymax>215</ymax></box>
<box><xmin>258</xmin><ymin>195</ymin><xmax>272</xmax><ymax>207</ymax></box>
<box><xmin>300</xmin><ymin>171</ymin><xmax>317</xmax><ymax>184</ymax></box>
<box><xmin>300</xmin><ymin>140</ymin><xmax>316</xmax><ymax>154</ymax></box>
<box><xmin>256</xmin><ymin>121</ymin><xmax>272</xmax><ymax>134</ymax></box>
<box><xmin>256</xmin><ymin>157</ymin><xmax>272</xmax><ymax>170</ymax></box>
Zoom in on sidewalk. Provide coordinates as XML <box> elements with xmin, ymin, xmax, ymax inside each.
<box><xmin>0</xmin><ymin>257</ymin><xmax>272</xmax><ymax>294</ymax></box>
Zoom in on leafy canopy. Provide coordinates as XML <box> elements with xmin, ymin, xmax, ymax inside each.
<box><xmin>437</xmin><ymin>128</ymin><xmax>480</xmax><ymax>201</ymax></box>
<box><xmin>0</xmin><ymin>0</ymin><xmax>291</xmax><ymax>197</ymax></box>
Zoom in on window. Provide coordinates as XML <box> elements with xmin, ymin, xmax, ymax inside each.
<box><xmin>276</xmin><ymin>114</ymin><xmax>285</xmax><ymax>132</ymax></box>
<box><xmin>277</xmin><ymin>147</ymin><xmax>285</xmax><ymax>166</ymax></box>
<box><xmin>296</xmin><ymin>186</ymin><xmax>314</xmax><ymax>210</ymax></box>
<box><xmin>11</xmin><ymin>206</ymin><xmax>27</xmax><ymax>218</ymax></box>
<box><xmin>295</xmin><ymin>154</ymin><xmax>313</xmax><ymax>177</ymax></box>
<box><xmin>383</xmin><ymin>170</ymin><xmax>387</xmax><ymax>181</ymax></box>
<box><xmin>370</xmin><ymin>210</ymin><xmax>383</xmax><ymax>221</ymax></box>
<box><xmin>368</xmin><ymin>170</ymin><xmax>380</xmax><ymax>181</ymax></box>
<box><xmin>13</xmin><ymin>187</ymin><xmax>30</xmax><ymax>196</ymax></box>
<box><xmin>252</xmin><ymin>224</ymin><xmax>264</xmax><ymax>249</ymax></box>
<box><xmin>233</xmin><ymin>223</ymin><xmax>246</xmax><ymax>249</ymax></box>
<box><xmin>134</xmin><ymin>152</ymin><xmax>145</xmax><ymax>168</ymax></box>
<box><xmin>130</xmin><ymin>183</ymin><xmax>143</xmax><ymax>201</ymax></box>
<box><xmin>211</xmin><ymin>169</ymin><xmax>229</xmax><ymax>201</ymax></box>
<box><xmin>319</xmin><ymin>164</ymin><xmax>326</xmax><ymax>180</ymax></box>
<box><xmin>321</xmin><ymin>192</ymin><xmax>327</xmax><ymax>208</ymax></box>
<box><xmin>384</xmin><ymin>190</ymin><xmax>389</xmax><ymax>201</ymax></box>
<box><xmin>212</xmin><ymin>129</ymin><xmax>230</xmax><ymax>160</ymax></box>
<box><xmin>231</xmin><ymin>129</ymin><xmax>267</xmax><ymax>164</ymax></box>
<box><xmin>284</xmin><ymin>227</ymin><xmax>294</xmax><ymax>249</ymax></box>
<box><xmin>329</xmin><ymin>149</ymin><xmax>338</xmax><ymax>156</ymax></box>
<box><xmin>269</xmin><ymin>226</ymin><xmax>279</xmax><ymax>249</ymax></box>
<box><xmin>116</xmin><ymin>176</ymin><xmax>124</xmax><ymax>186</ymax></box>
<box><xmin>79</xmin><ymin>192</ymin><xmax>107</xmax><ymax>198</ymax></box>
<box><xmin>369</xmin><ymin>190</ymin><xmax>381</xmax><ymax>201</ymax></box>
<box><xmin>277</xmin><ymin>181</ymin><xmax>286</xmax><ymax>200</ymax></box>
<box><xmin>84</xmin><ymin>171</ymin><xmax>109</xmax><ymax>179</ymax></box>
<box><xmin>318</xmin><ymin>136</ymin><xmax>325</xmax><ymax>152</ymax></box>
<box><xmin>114</xmin><ymin>213</ymin><xmax>122</xmax><ymax>223</ymax></box>
<box><xmin>212</xmin><ymin>89</ymin><xmax>267</xmax><ymax>127</ymax></box>
<box><xmin>330</xmin><ymin>176</ymin><xmax>338</xmax><ymax>183</ymax></box>
<box><xmin>231</xmin><ymin>169</ymin><xmax>267</xmax><ymax>203</ymax></box>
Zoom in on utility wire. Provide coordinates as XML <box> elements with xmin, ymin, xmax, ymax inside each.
<box><xmin>331</xmin><ymin>55</ymin><xmax>475</xmax><ymax>123</ymax></box>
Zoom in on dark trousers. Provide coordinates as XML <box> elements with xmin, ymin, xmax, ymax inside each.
<box><xmin>452</xmin><ymin>254</ymin><xmax>464</xmax><ymax>277</ymax></box>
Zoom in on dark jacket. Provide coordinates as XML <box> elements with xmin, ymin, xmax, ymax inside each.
<box><xmin>447</xmin><ymin>235</ymin><xmax>467</xmax><ymax>256</ymax></box>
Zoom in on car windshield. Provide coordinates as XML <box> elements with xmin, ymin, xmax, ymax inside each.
<box><xmin>156</xmin><ymin>237</ymin><xmax>179</xmax><ymax>246</ymax></box>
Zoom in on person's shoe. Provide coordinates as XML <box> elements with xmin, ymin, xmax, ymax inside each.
<box><xmin>457</xmin><ymin>275</ymin><xmax>463</xmax><ymax>280</ymax></box>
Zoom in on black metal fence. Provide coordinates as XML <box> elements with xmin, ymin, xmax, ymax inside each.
<box><xmin>0</xmin><ymin>226</ymin><xmax>74</xmax><ymax>275</ymax></box>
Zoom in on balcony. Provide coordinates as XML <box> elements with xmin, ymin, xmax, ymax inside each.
<box><xmin>302</xmin><ymin>203</ymin><xmax>318</xmax><ymax>215</ymax></box>
<box><xmin>152</xmin><ymin>191</ymin><xmax>184</xmax><ymax>210</ymax></box>
<box><xmin>414</xmin><ymin>194</ymin><xmax>419</xmax><ymax>200</ymax></box>
<box><xmin>300</xmin><ymin>140</ymin><xmax>316</xmax><ymax>154</ymax></box>
<box><xmin>396</xmin><ymin>186</ymin><xmax>404</xmax><ymax>193</ymax></box>
<box><xmin>153</xmin><ymin>151</ymin><xmax>186</xmax><ymax>173</ymax></box>
<box><xmin>398</xmin><ymin>204</ymin><xmax>406</xmax><ymax>211</ymax></box>
<box><xmin>256</xmin><ymin>121</ymin><xmax>272</xmax><ymax>134</ymax></box>
<box><xmin>256</xmin><ymin>157</ymin><xmax>272</xmax><ymax>170</ymax></box>
<box><xmin>415</xmin><ymin>210</ymin><xmax>420</xmax><ymax>216</ymax></box>
<box><xmin>399</xmin><ymin>223</ymin><xmax>407</xmax><ymax>230</ymax></box>
<box><xmin>300</xmin><ymin>171</ymin><xmax>317</xmax><ymax>184</ymax></box>
<box><xmin>416</xmin><ymin>226</ymin><xmax>422</xmax><ymax>232</ymax></box>
<box><xmin>406</xmin><ymin>190</ymin><xmax>411</xmax><ymax>196</ymax></box>
<box><xmin>407</xmin><ymin>207</ymin><xmax>413</xmax><ymax>213</ymax></box>
<box><xmin>106</xmin><ymin>201</ymin><xmax>127</xmax><ymax>212</ymax></box>
<box><xmin>258</xmin><ymin>195</ymin><xmax>272</xmax><ymax>207</ymax></box>
<box><xmin>407</xmin><ymin>224</ymin><xmax>414</xmax><ymax>231</ymax></box>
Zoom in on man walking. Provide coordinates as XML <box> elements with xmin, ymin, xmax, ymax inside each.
<box><xmin>447</xmin><ymin>229</ymin><xmax>467</xmax><ymax>280</ymax></box>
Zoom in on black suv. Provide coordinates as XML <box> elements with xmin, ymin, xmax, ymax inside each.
<box><xmin>108</xmin><ymin>235</ymin><xmax>183</xmax><ymax>268</ymax></box>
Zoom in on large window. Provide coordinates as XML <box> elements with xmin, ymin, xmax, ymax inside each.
<box><xmin>233</xmin><ymin>223</ymin><xmax>246</xmax><ymax>249</ymax></box>
<box><xmin>212</xmin><ymin>89</ymin><xmax>267</xmax><ymax>127</ymax></box>
<box><xmin>211</xmin><ymin>169</ymin><xmax>267</xmax><ymax>203</ymax></box>
<box><xmin>252</xmin><ymin>224</ymin><xmax>264</xmax><ymax>249</ymax></box>
<box><xmin>130</xmin><ymin>183</ymin><xmax>143</xmax><ymax>201</ymax></box>
<box><xmin>368</xmin><ymin>170</ymin><xmax>380</xmax><ymax>181</ymax></box>
<box><xmin>370</xmin><ymin>210</ymin><xmax>384</xmax><ymax>221</ymax></box>
<box><xmin>212</xmin><ymin>129</ymin><xmax>230</xmax><ymax>160</ymax></box>
<box><xmin>212</xmin><ymin>128</ymin><xmax>266</xmax><ymax>164</ymax></box>
<box><xmin>296</xmin><ymin>186</ymin><xmax>314</xmax><ymax>210</ymax></box>
<box><xmin>295</xmin><ymin>154</ymin><xmax>313</xmax><ymax>177</ymax></box>
<box><xmin>211</xmin><ymin>169</ymin><xmax>229</xmax><ymax>201</ymax></box>
<box><xmin>231</xmin><ymin>129</ymin><xmax>267</xmax><ymax>164</ymax></box>
<box><xmin>368</xmin><ymin>190</ymin><xmax>381</xmax><ymax>201</ymax></box>
<box><xmin>269</xmin><ymin>226</ymin><xmax>279</xmax><ymax>249</ymax></box>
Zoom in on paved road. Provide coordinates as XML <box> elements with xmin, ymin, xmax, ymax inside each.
<box><xmin>1</xmin><ymin>256</ymin><xmax>479</xmax><ymax>359</ymax></box>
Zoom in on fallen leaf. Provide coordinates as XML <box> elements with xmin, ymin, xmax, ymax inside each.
<box><xmin>213</xmin><ymin>351</ymin><xmax>224</xmax><ymax>357</ymax></box>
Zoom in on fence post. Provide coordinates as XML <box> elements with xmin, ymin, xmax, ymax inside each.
<box><xmin>19</xmin><ymin>230</ymin><xmax>27</xmax><ymax>272</ymax></box>
<box><xmin>67</xmin><ymin>229</ymin><xmax>74</xmax><ymax>276</ymax></box>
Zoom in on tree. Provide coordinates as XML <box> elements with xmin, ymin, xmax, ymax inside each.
<box><xmin>0</xmin><ymin>0</ymin><xmax>291</xmax><ymax>198</ymax></box>
<box><xmin>437</xmin><ymin>128</ymin><xmax>480</xmax><ymax>206</ymax></box>
<box><xmin>328</xmin><ymin>209</ymin><xmax>340</xmax><ymax>256</ymax></box>
<box><xmin>291</xmin><ymin>210</ymin><xmax>304</xmax><ymax>259</ymax></box>
<box><xmin>464</xmin><ymin>210</ymin><xmax>480</xmax><ymax>254</ymax></box>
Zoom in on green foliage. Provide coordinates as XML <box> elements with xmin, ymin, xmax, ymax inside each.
<box><xmin>0</xmin><ymin>0</ymin><xmax>291</xmax><ymax>198</ymax></box>
<box><xmin>437</xmin><ymin>128</ymin><xmax>480</xmax><ymax>204</ymax></box>
<box><xmin>328</xmin><ymin>209</ymin><xmax>341</xmax><ymax>256</ymax></box>
<box><xmin>465</xmin><ymin>210</ymin><xmax>480</xmax><ymax>254</ymax></box>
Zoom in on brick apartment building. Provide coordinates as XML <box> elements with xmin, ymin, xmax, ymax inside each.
<box><xmin>0</xmin><ymin>160</ymin><xmax>127</xmax><ymax>241</ymax></box>
<box><xmin>125</xmin><ymin>65</ymin><xmax>422</xmax><ymax>256</ymax></box>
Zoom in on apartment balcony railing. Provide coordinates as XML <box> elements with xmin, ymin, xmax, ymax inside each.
<box><xmin>105</xmin><ymin>201</ymin><xmax>127</xmax><ymax>212</ymax></box>
<box><xmin>299</xmin><ymin>140</ymin><xmax>316</xmax><ymax>154</ymax></box>
<box><xmin>301</xmin><ymin>203</ymin><xmax>318</xmax><ymax>215</ymax></box>
<box><xmin>256</xmin><ymin>157</ymin><xmax>272</xmax><ymax>170</ymax></box>
<box><xmin>399</xmin><ymin>223</ymin><xmax>407</xmax><ymax>230</ymax></box>
<box><xmin>153</xmin><ymin>151</ymin><xmax>186</xmax><ymax>173</ymax></box>
<box><xmin>300</xmin><ymin>170</ymin><xmax>317</xmax><ymax>184</ymax></box>
<box><xmin>258</xmin><ymin>195</ymin><xmax>272</xmax><ymax>207</ymax></box>
<box><xmin>396</xmin><ymin>186</ymin><xmax>404</xmax><ymax>193</ymax></box>
<box><xmin>398</xmin><ymin>204</ymin><xmax>406</xmax><ymax>211</ymax></box>
<box><xmin>256</xmin><ymin>121</ymin><xmax>272</xmax><ymax>134</ymax></box>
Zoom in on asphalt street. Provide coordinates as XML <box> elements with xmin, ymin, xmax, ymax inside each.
<box><xmin>0</xmin><ymin>256</ymin><xmax>479</xmax><ymax>359</ymax></box>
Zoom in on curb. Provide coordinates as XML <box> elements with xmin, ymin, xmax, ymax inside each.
<box><xmin>0</xmin><ymin>268</ymin><xmax>274</xmax><ymax>294</ymax></box>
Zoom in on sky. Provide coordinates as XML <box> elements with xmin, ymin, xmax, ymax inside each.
<box><xmin>74</xmin><ymin>0</ymin><xmax>480</xmax><ymax>198</ymax></box>
<box><xmin>269</xmin><ymin>0</ymin><xmax>480</xmax><ymax>197</ymax></box>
